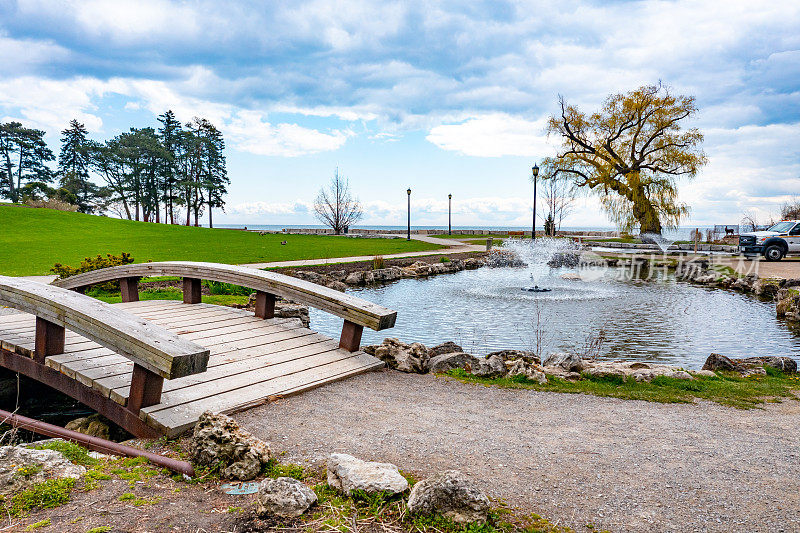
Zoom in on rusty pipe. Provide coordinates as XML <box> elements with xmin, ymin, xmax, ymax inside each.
<box><xmin>0</xmin><ymin>409</ymin><xmax>194</xmax><ymax>477</ymax></box>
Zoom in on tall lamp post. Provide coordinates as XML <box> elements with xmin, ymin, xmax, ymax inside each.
<box><xmin>407</xmin><ymin>188</ymin><xmax>411</xmax><ymax>241</ymax></box>
<box><xmin>531</xmin><ymin>164</ymin><xmax>539</xmax><ymax>240</ymax></box>
<box><xmin>448</xmin><ymin>193</ymin><xmax>452</xmax><ymax>235</ymax></box>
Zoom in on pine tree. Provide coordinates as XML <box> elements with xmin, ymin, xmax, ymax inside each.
<box><xmin>58</xmin><ymin>119</ymin><xmax>98</xmax><ymax>213</ymax></box>
<box><xmin>0</xmin><ymin>121</ymin><xmax>55</xmax><ymax>202</ymax></box>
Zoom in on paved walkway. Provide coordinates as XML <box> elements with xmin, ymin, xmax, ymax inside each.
<box><xmin>239</xmin><ymin>235</ymin><xmax>484</xmax><ymax>269</ymax></box>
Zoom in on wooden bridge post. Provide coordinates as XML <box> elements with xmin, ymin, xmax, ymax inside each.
<box><xmin>339</xmin><ymin>320</ymin><xmax>363</xmax><ymax>352</ymax></box>
<box><xmin>34</xmin><ymin>317</ymin><xmax>65</xmax><ymax>364</ymax></box>
<box><xmin>183</xmin><ymin>277</ymin><xmax>202</xmax><ymax>304</ymax></box>
<box><xmin>128</xmin><ymin>364</ymin><xmax>164</xmax><ymax>414</ymax></box>
<box><xmin>120</xmin><ymin>277</ymin><xmax>140</xmax><ymax>303</ymax></box>
<box><xmin>254</xmin><ymin>291</ymin><xmax>275</xmax><ymax>319</ymax></box>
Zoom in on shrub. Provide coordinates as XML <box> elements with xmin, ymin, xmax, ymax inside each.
<box><xmin>372</xmin><ymin>255</ymin><xmax>385</xmax><ymax>270</ymax></box>
<box><xmin>51</xmin><ymin>253</ymin><xmax>134</xmax><ymax>291</ymax></box>
<box><xmin>24</xmin><ymin>198</ymin><xmax>79</xmax><ymax>211</ymax></box>
<box><xmin>440</xmin><ymin>257</ymin><xmax>451</xmax><ymax>263</ymax></box>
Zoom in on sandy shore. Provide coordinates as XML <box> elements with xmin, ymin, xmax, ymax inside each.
<box><xmin>236</xmin><ymin>369</ymin><xmax>800</xmax><ymax>533</ymax></box>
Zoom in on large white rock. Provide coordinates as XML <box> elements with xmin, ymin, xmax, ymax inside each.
<box><xmin>407</xmin><ymin>470</ymin><xmax>490</xmax><ymax>524</ymax></box>
<box><xmin>0</xmin><ymin>445</ymin><xmax>85</xmax><ymax>496</ymax></box>
<box><xmin>327</xmin><ymin>453</ymin><xmax>408</xmax><ymax>495</ymax></box>
<box><xmin>256</xmin><ymin>477</ymin><xmax>317</xmax><ymax>518</ymax></box>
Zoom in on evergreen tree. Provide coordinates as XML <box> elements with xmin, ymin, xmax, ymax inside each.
<box><xmin>0</xmin><ymin>121</ymin><xmax>55</xmax><ymax>202</ymax></box>
<box><xmin>58</xmin><ymin>119</ymin><xmax>101</xmax><ymax>213</ymax></box>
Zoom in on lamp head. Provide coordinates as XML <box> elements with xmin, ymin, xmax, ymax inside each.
<box><xmin>532</xmin><ymin>164</ymin><xmax>539</xmax><ymax>178</ymax></box>
<box><xmin>407</xmin><ymin>188</ymin><xmax>411</xmax><ymax>195</ymax></box>
<box><xmin>448</xmin><ymin>193</ymin><xmax>452</xmax><ymax>199</ymax></box>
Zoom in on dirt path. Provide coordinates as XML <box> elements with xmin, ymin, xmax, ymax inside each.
<box><xmin>236</xmin><ymin>370</ymin><xmax>800</xmax><ymax>533</ymax></box>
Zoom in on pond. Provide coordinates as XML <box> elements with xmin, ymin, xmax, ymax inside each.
<box><xmin>310</xmin><ymin>242</ymin><xmax>800</xmax><ymax>369</ymax></box>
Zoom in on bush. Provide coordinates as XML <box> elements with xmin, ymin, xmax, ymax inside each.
<box><xmin>51</xmin><ymin>252</ymin><xmax>134</xmax><ymax>291</ymax></box>
<box><xmin>372</xmin><ymin>255</ymin><xmax>385</xmax><ymax>270</ymax></box>
<box><xmin>440</xmin><ymin>257</ymin><xmax>451</xmax><ymax>263</ymax></box>
<box><xmin>24</xmin><ymin>198</ymin><xmax>79</xmax><ymax>212</ymax></box>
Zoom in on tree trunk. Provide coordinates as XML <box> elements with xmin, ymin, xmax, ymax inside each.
<box><xmin>208</xmin><ymin>197</ymin><xmax>213</xmax><ymax>229</ymax></box>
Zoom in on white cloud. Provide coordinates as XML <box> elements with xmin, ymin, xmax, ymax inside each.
<box><xmin>426</xmin><ymin>114</ymin><xmax>554</xmax><ymax>157</ymax></box>
<box><xmin>226</xmin><ymin>111</ymin><xmax>351</xmax><ymax>157</ymax></box>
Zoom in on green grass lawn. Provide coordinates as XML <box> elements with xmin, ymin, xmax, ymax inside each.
<box><xmin>0</xmin><ymin>204</ymin><xmax>442</xmax><ymax>276</ymax></box>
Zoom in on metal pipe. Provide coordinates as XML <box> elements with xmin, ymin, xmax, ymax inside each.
<box><xmin>0</xmin><ymin>409</ymin><xmax>194</xmax><ymax>477</ymax></box>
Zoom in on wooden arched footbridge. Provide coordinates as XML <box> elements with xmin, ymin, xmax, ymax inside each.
<box><xmin>0</xmin><ymin>262</ymin><xmax>395</xmax><ymax>437</ymax></box>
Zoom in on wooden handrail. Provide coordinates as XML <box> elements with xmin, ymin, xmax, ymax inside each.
<box><xmin>52</xmin><ymin>261</ymin><xmax>397</xmax><ymax>331</ymax></box>
<box><xmin>0</xmin><ymin>276</ymin><xmax>209</xmax><ymax>380</ymax></box>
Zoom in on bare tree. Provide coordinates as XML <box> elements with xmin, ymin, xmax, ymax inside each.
<box><xmin>780</xmin><ymin>196</ymin><xmax>800</xmax><ymax>220</ymax></box>
<box><xmin>539</xmin><ymin>162</ymin><xmax>576</xmax><ymax>235</ymax></box>
<box><xmin>314</xmin><ymin>169</ymin><xmax>364</xmax><ymax>234</ymax></box>
<box><xmin>740</xmin><ymin>211</ymin><xmax>760</xmax><ymax>232</ymax></box>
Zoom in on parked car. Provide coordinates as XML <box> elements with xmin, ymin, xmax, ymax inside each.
<box><xmin>738</xmin><ymin>220</ymin><xmax>800</xmax><ymax>261</ymax></box>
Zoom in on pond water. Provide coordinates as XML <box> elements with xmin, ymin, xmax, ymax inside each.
<box><xmin>310</xmin><ymin>242</ymin><xmax>800</xmax><ymax>369</ymax></box>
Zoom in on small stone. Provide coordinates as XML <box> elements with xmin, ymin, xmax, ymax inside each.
<box><xmin>327</xmin><ymin>453</ymin><xmax>408</xmax><ymax>495</ymax></box>
<box><xmin>256</xmin><ymin>477</ymin><xmax>317</xmax><ymax>518</ymax></box>
<box><xmin>669</xmin><ymin>371</ymin><xmax>693</xmax><ymax>380</ymax></box>
<box><xmin>407</xmin><ymin>470</ymin><xmax>490</xmax><ymax>524</ymax></box>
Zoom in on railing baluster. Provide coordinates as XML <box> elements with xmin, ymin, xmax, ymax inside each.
<box><xmin>339</xmin><ymin>320</ymin><xmax>363</xmax><ymax>352</ymax></box>
<box><xmin>254</xmin><ymin>291</ymin><xmax>276</xmax><ymax>319</ymax></box>
<box><xmin>183</xmin><ymin>277</ymin><xmax>202</xmax><ymax>304</ymax></box>
<box><xmin>128</xmin><ymin>363</ymin><xmax>164</xmax><ymax>414</ymax></box>
<box><xmin>34</xmin><ymin>317</ymin><xmax>65</xmax><ymax>364</ymax></box>
<box><xmin>120</xmin><ymin>277</ymin><xmax>140</xmax><ymax>303</ymax></box>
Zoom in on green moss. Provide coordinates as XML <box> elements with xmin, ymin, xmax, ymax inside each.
<box><xmin>15</xmin><ymin>464</ymin><xmax>43</xmax><ymax>478</ymax></box>
<box><xmin>86</xmin><ymin>527</ymin><xmax>113</xmax><ymax>533</ymax></box>
<box><xmin>24</xmin><ymin>518</ymin><xmax>51</xmax><ymax>531</ymax></box>
<box><xmin>1</xmin><ymin>478</ymin><xmax>75</xmax><ymax>517</ymax></box>
<box><xmin>34</xmin><ymin>441</ymin><xmax>97</xmax><ymax>467</ymax></box>
<box><xmin>262</xmin><ymin>459</ymin><xmax>306</xmax><ymax>480</ymax></box>
<box><xmin>445</xmin><ymin>367</ymin><xmax>799</xmax><ymax>409</ymax></box>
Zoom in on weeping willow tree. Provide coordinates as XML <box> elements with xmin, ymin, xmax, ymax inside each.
<box><xmin>544</xmin><ymin>84</ymin><xmax>707</xmax><ymax>235</ymax></box>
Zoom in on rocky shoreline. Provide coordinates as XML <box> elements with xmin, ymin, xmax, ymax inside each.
<box><xmin>362</xmin><ymin>337</ymin><xmax>798</xmax><ymax>383</ymax></box>
<box><xmin>675</xmin><ymin>260</ymin><xmax>800</xmax><ymax>322</ymax></box>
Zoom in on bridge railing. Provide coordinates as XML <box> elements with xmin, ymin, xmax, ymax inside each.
<box><xmin>52</xmin><ymin>261</ymin><xmax>397</xmax><ymax>351</ymax></box>
<box><xmin>0</xmin><ymin>275</ymin><xmax>210</xmax><ymax>420</ymax></box>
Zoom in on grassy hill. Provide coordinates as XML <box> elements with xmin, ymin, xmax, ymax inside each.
<box><xmin>0</xmin><ymin>203</ymin><xmax>441</xmax><ymax>276</ymax></box>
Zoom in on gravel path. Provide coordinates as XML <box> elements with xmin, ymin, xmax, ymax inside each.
<box><xmin>236</xmin><ymin>370</ymin><xmax>800</xmax><ymax>533</ymax></box>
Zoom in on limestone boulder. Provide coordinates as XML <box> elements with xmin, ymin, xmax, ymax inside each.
<box><xmin>427</xmin><ymin>341</ymin><xmax>464</xmax><ymax>358</ymax></box>
<box><xmin>191</xmin><ymin>411</ymin><xmax>272</xmax><ymax>481</ymax></box>
<box><xmin>486</xmin><ymin>349</ymin><xmax>540</xmax><ymax>365</ymax></box>
<box><xmin>702</xmin><ymin>353</ymin><xmax>738</xmax><ymax>372</ymax></box>
<box><xmin>407</xmin><ymin>470</ymin><xmax>490</xmax><ymax>524</ymax></box>
<box><xmin>292</xmin><ymin>271</ymin><xmax>348</xmax><ymax>292</ymax></box>
<box><xmin>0</xmin><ymin>445</ymin><xmax>85</xmax><ymax>497</ymax></box>
<box><xmin>429</xmin><ymin>352</ymin><xmax>481</xmax><ymax>374</ymax></box>
<box><xmin>275</xmin><ymin>302</ymin><xmax>310</xmax><ymax>328</ymax></box>
<box><xmin>543</xmin><ymin>352</ymin><xmax>585</xmax><ymax>372</ymax></box>
<box><xmin>65</xmin><ymin>413</ymin><xmax>111</xmax><ymax>440</ymax></box>
<box><xmin>327</xmin><ymin>453</ymin><xmax>408</xmax><ymax>495</ymax></box>
<box><xmin>364</xmin><ymin>338</ymin><xmax>429</xmax><ymax>373</ymax></box>
<box><xmin>506</xmin><ymin>359</ymin><xmax>547</xmax><ymax>384</ymax></box>
<box><xmin>471</xmin><ymin>354</ymin><xmax>506</xmax><ymax>378</ymax></box>
<box><xmin>753</xmin><ymin>279</ymin><xmax>781</xmax><ymax>299</ymax></box>
<box><xmin>256</xmin><ymin>477</ymin><xmax>317</xmax><ymax>518</ymax></box>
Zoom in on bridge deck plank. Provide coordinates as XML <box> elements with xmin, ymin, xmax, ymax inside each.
<box><xmin>0</xmin><ymin>300</ymin><xmax>382</xmax><ymax>436</ymax></box>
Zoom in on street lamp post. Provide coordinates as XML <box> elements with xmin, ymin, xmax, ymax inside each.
<box><xmin>531</xmin><ymin>164</ymin><xmax>539</xmax><ymax>241</ymax></box>
<box><xmin>407</xmin><ymin>188</ymin><xmax>412</xmax><ymax>241</ymax></box>
<box><xmin>448</xmin><ymin>193</ymin><xmax>452</xmax><ymax>235</ymax></box>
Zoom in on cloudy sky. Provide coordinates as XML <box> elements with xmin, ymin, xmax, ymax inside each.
<box><xmin>1</xmin><ymin>0</ymin><xmax>798</xmax><ymax>228</ymax></box>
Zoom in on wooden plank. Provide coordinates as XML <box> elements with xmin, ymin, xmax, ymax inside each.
<box><xmin>107</xmin><ymin>337</ymin><xmax>342</xmax><ymax>405</ymax></box>
<box><xmin>144</xmin><ymin>353</ymin><xmax>382</xmax><ymax>436</ymax></box>
<box><xmin>52</xmin><ymin>262</ymin><xmax>397</xmax><ymax>330</ymax></box>
<box><xmin>0</xmin><ymin>276</ymin><xmax>209</xmax><ymax>379</ymax></box>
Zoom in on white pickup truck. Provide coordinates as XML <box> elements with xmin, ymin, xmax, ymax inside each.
<box><xmin>738</xmin><ymin>220</ymin><xmax>800</xmax><ymax>261</ymax></box>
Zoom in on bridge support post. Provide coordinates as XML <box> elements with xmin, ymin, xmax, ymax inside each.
<box><xmin>254</xmin><ymin>291</ymin><xmax>275</xmax><ymax>319</ymax></box>
<box><xmin>183</xmin><ymin>278</ymin><xmax>202</xmax><ymax>304</ymax></box>
<box><xmin>120</xmin><ymin>277</ymin><xmax>140</xmax><ymax>303</ymax></box>
<box><xmin>128</xmin><ymin>364</ymin><xmax>164</xmax><ymax>414</ymax></box>
<box><xmin>34</xmin><ymin>317</ymin><xmax>64</xmax><ymax>364</ymax></box>
<box><xmin>339</xmin><ymin>320</ymin><xmax>363</xmax><ymax>352</ymax></box>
